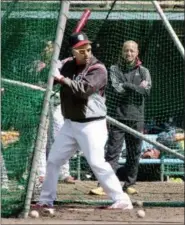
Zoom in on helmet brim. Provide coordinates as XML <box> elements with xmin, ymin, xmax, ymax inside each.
<box><xmin>72</xmin><ymin>40</ymin><xmax>92</xmax><ymax>49</ymax></box>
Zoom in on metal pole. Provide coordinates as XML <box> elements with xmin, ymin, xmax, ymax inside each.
<box><xmin>23</xmin><ymin>0</ymin><xmax>70</xmax><ymax>218</ymax></box>
<box><xmin>77</xmin><ymin>151</ymin><xmax>81</xmax><ymax>180</ymax></box>
<box><xmin>107</xmin><ymin>116</ymin><xmax>184</xmax><ymax>160</ymax></box>
<box><xmin>152</xmin><ymin>1</ymin><xmax>184</xmax><ymax>60</ymax></box>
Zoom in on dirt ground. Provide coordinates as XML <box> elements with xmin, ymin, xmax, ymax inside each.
<box><xmin>33</xmin><ymin>181</ymin><xmax>184</xmax><ymax>202</ymax></box>
<box><xmin>2</xmin><ymin>181</ymin><xmax>184</xmax><ymax>224</ymax></box>
<box><xmin>2</xmin><ymin>207</ymin><xmax>184</xmax><ymax>224</ymax></box>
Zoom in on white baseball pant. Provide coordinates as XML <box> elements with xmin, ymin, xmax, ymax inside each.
<box><xmin>1</xmin><ymin>152</ymin><xmax>9</xmax><ymax>189</ymax></box>
<box><xmin>39</xmin><ymin>118</ymin><xmax>131</xmax><ymax>204</ymax></box>
<box><xmin>38</xmin><ymin>104</ymin><xmax>71</xmax><ymax>179</ymax></box>
<box><xmin>46</xmin><ymin>104</ymin><xmax>71</xmax><ymax>180</ymax></box>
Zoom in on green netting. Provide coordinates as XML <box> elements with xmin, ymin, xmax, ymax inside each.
<box><xmin>1</xmin><ymin>0</ymin><xmax>184</xmax><ymax>218</ymax></box>
<box><xmin>1</xmin><ymin>1</ymin><xmax>60</xmax><ymax>217</ymax></box>
<box><xmin>1</xmin><ymin>82</ymin><xmax>44</xmax><ymax>217</ymax></box>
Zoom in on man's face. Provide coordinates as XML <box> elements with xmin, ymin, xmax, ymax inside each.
<box><xmin>72</xmin><ymin>44</ymin><xmax>92</xmax><ymax>65</ymax></box>
<box><xmin>122</xmin><ymin>42</ymin><xmax>138</xmax><ymax>63</ymax></box>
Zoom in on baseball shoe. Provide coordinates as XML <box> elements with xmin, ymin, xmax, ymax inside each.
<box><xmin>107</xmin><ymin>200</ymin><xmax>133</xmax><ymax>210</ymax></box>
<box><xmin>89</xmin><ymin>187</ymin><xmax>106</xmax><ymax>195</ymax></box>
<box><xmin>125</xmin><ymin>187</ymin><xmax>138</xmax><ymax>195</ymax></box>
<box><xmin>31</xmin><ymin>203</ymin><xmax>55</xmax><ymax>217</ymax></box>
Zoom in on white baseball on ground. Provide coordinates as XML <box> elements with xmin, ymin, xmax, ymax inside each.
<box><xmin>137</xmin><ymin>209</ymin><xmax>145</xmax><ymax>218</ymax></box>
<box><xmin>30</xmin><ymin>210</ymin><xmax>39</xmax><ymax>218</ymax></box>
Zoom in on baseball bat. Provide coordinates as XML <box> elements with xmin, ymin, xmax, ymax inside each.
<box><xmin>73</xmin><ymin>9</ymin><xmax>91</xmax><ymax>33</ymax></box>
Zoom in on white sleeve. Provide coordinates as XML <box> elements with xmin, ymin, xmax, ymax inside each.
<box><xmin>55</xmin><ymin>57</ymin><xmax>73</xmax><ymax>75</ymax></box>
<box><xmin>55</xmin><ymin>60</ymin><xmax>63</xmax><ymax>76</ymax></box>
<box><xmin>56</xmin><ymin>60</ymin><xmax>63</xmax><ymax>68</ymax></box>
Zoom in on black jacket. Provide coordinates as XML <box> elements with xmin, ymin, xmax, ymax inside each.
<box><xmin>55</xmin><ymin>56</ymin><xmax>108</xmax><ymax>122</ymax></box>
<box><xmin>110</xmin><ymin>62</ymin><xmax>152</xmax><ymax>121</ymax></box>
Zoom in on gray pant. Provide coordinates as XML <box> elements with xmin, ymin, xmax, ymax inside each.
<box><xmin>1</xmin><ymin>150</ymin><xmax>9</xmax><ymax>189</ymax></box>
<box><xmin>105</xmin><ymin>120</ymin><xmax>143</xmax><ymax>189</ymax></box>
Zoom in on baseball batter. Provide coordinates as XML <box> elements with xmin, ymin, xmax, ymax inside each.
<box><xmin>34</xmin><ymin>32</ymin><xmax>133</xmax><ymax>215</ymax></box>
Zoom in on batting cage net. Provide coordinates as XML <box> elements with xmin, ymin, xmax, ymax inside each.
<box><xmin>1</xmin><ymin>0</ymin><xmax>184</xmax><ymax>218</ymax></box>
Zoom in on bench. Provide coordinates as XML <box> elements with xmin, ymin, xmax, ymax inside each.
<box><xmin>72</xmin><ymin>134</ymin><xmax>184</xmax><ymax>181</ymax></box>
<box><xmin>118</xmin><ymin>158</ymin><xmax>184</xmax><ymax>181</ymax></box>
<box><xmin>119</xmin><ymin>134</ymin><xmax>184</xmax><ymax>181</ymax></box>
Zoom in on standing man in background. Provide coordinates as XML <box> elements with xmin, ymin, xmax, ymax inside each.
<box><xmin>36</xmin><ymin>41</ymin><xmax>75</xmax><ymax>185</ymax></box>
<box><xmin>90</xmin><ymin>40</ymin><xmax>152</xmax><ymax>196</ymax></box>
<box><xmin>33</xmin><ymin>32</ymin><xmax>133</xmax><ymax>215</ymax></box>
<box><xmin>1</xmin><ymin>88</ymin><xmax>9</xmax><ymax>191</ymax></box>
<box><xmin>45</xmin><ymin>96</ymin><xmax>75</xmax><ymax>184</ymax></box>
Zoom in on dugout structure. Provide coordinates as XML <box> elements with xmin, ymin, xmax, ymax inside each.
<box><xmin>1</xmin><ymin>0</ymin><xmax>184</xmax><ymax>218</ymax></box>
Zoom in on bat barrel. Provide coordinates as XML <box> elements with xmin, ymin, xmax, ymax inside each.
<box><xmin>73</xmin><ymin>9</ymin><xmax>91</xmax><ymax>33</ymax></box>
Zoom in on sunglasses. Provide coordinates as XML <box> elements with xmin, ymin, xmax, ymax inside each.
<box><xmin>73</xmin><ymin>48</ymin><xmax>92</xmax><ymax>55</ymax></box>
